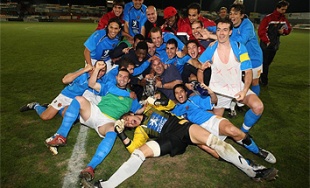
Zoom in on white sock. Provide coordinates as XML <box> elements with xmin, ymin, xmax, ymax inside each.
<box><xmin>206</xmin><ymin>134</ymin><xmax>256</xmax><ymax>177</ymax></box>
<box><xmin>100</xmin><ymin>149</ymin><xmax>146</xmax><ymax>188</ymax></box>
<box><xmin>230</xmin><ymin>101</ymin><xmax>236</xmax><ymax>111</ymax></box>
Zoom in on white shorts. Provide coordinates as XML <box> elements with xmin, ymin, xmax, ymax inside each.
<box><xmin>200</xmin><ymin>116</ymin><xmax>227</xmax><ymax>141</ymax></box>
<box><xmin>252</xmin><ymin>65</ymin><xmax>262</xmax><ymax>79</ymax></box>
<box><xmin>79</xmin><ymin>102</ymin><xmax>116</xmax><ymax>138</ymax></box>
<box><xmin>82</xmin><ymin>90</ymin><xmax>102</xmax><ymax>105</ymax></box>
<box><xmin>214</xmin><ymin>89</ymin><xmax>255</xmax><ymax>109</ymax></box>
<box><xmin>50</xmin><ymin>93</ymin><xmax>73</xmax><ymax>110</ymax></box>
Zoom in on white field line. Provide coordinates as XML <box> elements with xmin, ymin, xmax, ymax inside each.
<box><xmin>62</xmin><ymin>125</ymin><xmax>89</xmax><ymax>188</ymax></box>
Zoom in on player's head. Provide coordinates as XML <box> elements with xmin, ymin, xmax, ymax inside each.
<box><xmin>145</xmin><ymin>38</ymin><xmax>156</xmax><ymax>56</ymax></box>
<box><xmin>218</xmin><ymin>7</ymin><xmax>228</xmax><ymax>19</ymax></box>
<box><xmin>135</xmin><ymin>41</ymin><xmax>148</xmax><ymax>62</ymax></box>
<box><xmin>116</xmin><ymin>68</ymin><xmax>131</xmax><ymax>88</ymax></box>
<box><xmin>173</xmin><ymin>84</ymin><xmax>188</xmax><ymax>104</ymax></box>
<box><xmin>191</xmin><ymin>20</ymin><xmax>204</xmax><ymax>39</ymax></box>
<box><xmin>276</xmin><ymin>0</ymin><xmax>289</xmax><ymax>14</ymax></box>
<box><xmin>120</xmin><ymin>112</ymin><xmax>141</xmax><ymax>128</ymax></box>
<box><xmin>106</xmin><ymin>17</ymin><xmax>122</xmax><ymax>38</ymax></box>
<box><xmin>150</xmin><ymin>27</ymin><xmax>163</xmax><ymax>47</ymax></box>
<box><xmin>132</xmin><ymin>0</ymin><xmax>143</xmax><ymax>9</ymax></box>
<box><xmin>163</xmin><ymin>6</ymin><xmax>179</xmax><ymax>27</ymax></box>
<box><xmin>187</xmin><ymin>3</ymin><xmax>201</xmax><ymax>23</ymax></box>
<box><xmin>133</xmin><ymin>34</ymin><xmax>145</xmax><ymax>48</ymax></box>
<box><xmin>186</xmin><ymin>39</ymin><xmax>200</xmax><ymax>58</ymax></box>
<box><xmin>229</xmin><ymin>4</ymin><xmax>245</xmax><ymax>27</ymax></box>
<box><xmin>166</xmin><ymin>38</ymin><xmax>178</xmax><ymax>59</ymax></box>
<box><xmin>112</xmin><ymin>0</ymin><xmax>125</xmax><ymax>16</ymax></box>
<box><xmin>146</xmin><ymin>5</ymin><xmax>158</xmax><ymax>23</ymax></box>
<box><xmin>118</xmin><ymin>58</ymin><xmax>135</xmax><ymax>75</ymax></box>
<box><xmin>151</xmin><ymin>58</ymin><xmax>165</xmax><ymax>75</ymax></box>
<box><xmin>215</xmin><ymin>18</ymin><xmax>233</xmax><ymax>43</ymax></box>
<box><xmin>94</xmin><ymin>60</ymin><xmax>107</xmax><ymax>79</ymax></box>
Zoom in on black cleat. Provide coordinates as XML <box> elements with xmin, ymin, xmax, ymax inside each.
<box><xmin>19</xmin><ymin>102</ymin><xmax>38</xmax><ymax>112</ymax></box>
<box><xmin>252</xmin><ymin>167</ymin><xmax>278</xmax><ymax>182</ymax></box>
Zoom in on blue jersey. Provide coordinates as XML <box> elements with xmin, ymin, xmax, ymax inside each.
<box><xmin>162</xmin><ymin>55</ymin><xmax>190</xmax><ymax>74</ymax></box>
<box><xmin>84</xmin><ymin>29</ymin><xmax>121</xmax><ymax>61</ymax></box>
<box><xmin>230</xmin><ymin>18</ymin><xmax>262</xmax><ymax>68</ymax></box>
<box><xmin>61</xmin><ymin>71</ymin><xmax>90</xmax><ymax>98</ymax></box>
<box><xmin>171</xmin><ymin>95</ymin><xmax>214</xmax><ymax>125</ymax></box>
<box><xmin>123</xmin><ymin>2</ymin><xmax>147</xmax><ymax>37</ymax></box>
<box><xmin>156</xmin><ymin>32</ymin><xmax>185</xmax><ymax>62</ymax></box>
<box><xmin>198</xmin><ymin>39</ymin><xmax>252</xmax><ymax>71</ymax></box>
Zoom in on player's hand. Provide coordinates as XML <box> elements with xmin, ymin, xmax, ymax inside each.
<box><xmin>84</xmin><ymin>64</ymin><xmax>93</xmax><ymax>72</ymax></box>
<box><xmin>114</xmin><ymin>119</ymin><xmax>125</xmax><ymax>134</ymax></box>
<box><xmin>95</xmin><ymin>61</ymin><xmax>106</xmax><ymax>70</ymax></box>
<box><xmin>235</xmin><ymin>91</ymin><xmax>246</xmax><ymax>101</ymax></box>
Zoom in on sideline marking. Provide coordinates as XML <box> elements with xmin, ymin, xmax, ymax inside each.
<box><xmin>62</xmin><ymin>125</ymin><xmax>89</xmax><ymax>188</ymax></box>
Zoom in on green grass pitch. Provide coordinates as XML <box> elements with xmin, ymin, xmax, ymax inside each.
<box><xmin>1</xmin><ymin>22</ymin><xmax>309</xmax><ymax>188</ymax></box>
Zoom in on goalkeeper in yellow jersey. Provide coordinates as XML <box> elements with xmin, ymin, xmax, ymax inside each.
<box><xmin>81</xmin><ymin>93</ymin><xmax>278</xmax><ymax>187</ymax></box>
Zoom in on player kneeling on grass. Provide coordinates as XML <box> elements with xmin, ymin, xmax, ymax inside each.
<box><xmin>20</xmin><ymin>61</ymin><xmax>106</xmax><ymax>121</ymax></box>
<box><xmin>81</xmin><ymin>96</ymin><xmax>278</xmax><ymax>188</ymax></box>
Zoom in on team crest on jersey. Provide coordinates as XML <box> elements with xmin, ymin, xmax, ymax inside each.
<box><xmin>137</xmin><ymin>16</ymin><xmax>140</xmax><ymax>20</ymax></box>
<box><xmin>185</xmin><ymin>106</ymin><xmax>189</xmax><ymax>110</ymax></box>
<box><xmin>118</xmin><ymin>96</ymin><xmax>124</xmax><ymax>100</ymax></box>
<box><xmin>102</xmin><ymin>50</ymin><xmax>110</xmax><ymax>58</ymax></box>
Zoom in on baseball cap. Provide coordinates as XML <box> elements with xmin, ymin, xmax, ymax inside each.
<box><xmin>163</xmin><ymin>6</ymin><xmax>177</xmax><ymax>19</ymax></box>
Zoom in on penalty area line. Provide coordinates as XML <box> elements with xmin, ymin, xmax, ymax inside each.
<box><xmin>62</xmin><ymin>125</ymin><xmax>89</xmax><ymax>188</ymax></box>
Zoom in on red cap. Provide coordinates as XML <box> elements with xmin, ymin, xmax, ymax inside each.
<box><xmin>163</xmin><ymin>6</ymin><xmax>177</xmax><ymax>19</ymax></box>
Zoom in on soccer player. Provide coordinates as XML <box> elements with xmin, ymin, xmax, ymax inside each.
<box><xmin>123</xmin><ymin>0</ymin><xmax>147</xmax><ymax>37</ymax></box>
<box><xmin>258</xmin><ymin>0</ymin><xmax>292</xmax><ymax>86</ymax></box>
<box><xmin>19</xmin><ymin>62</ymin><xmax>106</xmax><ymax>120</ymax></box>
<box><xmin>198</xmin><ymin>18</ymin><xmax>264</xmax><ymax>133</ymax></box>
<box><xmin>84</xmin><ymin>17</ymin><xmax>122</xmax><ymax>71</ymax></box>
<box><xmin>144</xmin><ymin>5</ymin><xmax>165</xmax><ymax>39</ymax></box>
<box><xmin>44</xmin><ymin>65</ymin><xmax>142</xmax><ymax>181</ymax></box>
<box><xmin>150</xmin><ymin>26</ymin><xmax>186</xmax><ymax>62</ymax></box>
<box><xmin>95</xmin><ymin>0</ymin><xmax>125</xmax><ymax>30</ymax></box>
<box><xmin>172</xmin><ymin>84</ymin><xmax>276</xmax><ymax>163</ymax></box>
<box><xmin>81</xmin><ymin>97</ymin><xmax>278</xmax><ymax>188</ymax></box>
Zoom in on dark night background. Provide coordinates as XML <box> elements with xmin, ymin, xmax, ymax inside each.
<box><xmin>1</xmin><ymin>0</ymin><xmax>309</xmax><ymax>14</ymax></box>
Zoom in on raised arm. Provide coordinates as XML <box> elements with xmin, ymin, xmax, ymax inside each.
<box><xmin>62</xmin><ymin>64</ymin><xmax>93</xmax><ymax>84</ymax></box>
<box><xmin>88</xmin><ymin>61</ymin><xmax>106</xmax><ymax>92</ymax></box>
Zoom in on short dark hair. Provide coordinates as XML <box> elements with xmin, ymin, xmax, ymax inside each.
<box><xmin>118</xmin><ymin>68</ymin><xmax>130</xmax><ymax>76</ymax></box>
<box><xmin>113</xmin><ymin>0</ymin><xmax>125</xmax><ymax>8</ymax></box>
<box><xmin>150</xmin><ymin>27</ymin><xmax>162</xmax><ymax>36</ymax></box>
<box><xmin>187</xmin><ymin>3</ymin><xmax>201</xmax><ymax>14</ymax></box>
<box><xmin>215</xmin><ymin>17</ymin><xmax>233</xmax><ymax>30</ymax></box>
<box><xmin>134</xmin><ymin>34</ymin><xmax>145</xmax><ymax>42</ymax></box>
<box><xmin>118</xmin><ymin>58</ymin><xmax>135</xmax><ymax>70</ymax></box>
<box><xmin>136</xmin><ymin>41</ymin><xmax>148</xmax><ymax>51</ymax></box>
<box><xmin>107</xmin><ymin>17</ymin><xmax>122</xmax><ymax>29</ymax></box>
<box><xmin>277</xmin><ymin>0</ymin><xmax>289</xmax><ymax>8</ymax></box>
<box><xmin>166</xmin><ymin>38</ymin><xmax>178</xmax><ymax>47</ymax></box>
<box><xmin>191</xmin><ymin>20</ymin><xmax>203</xmax><ymax>27</ymax></box>
<box><xmin>230</xmin><ymin>3</ymin><xmax>245</xmax><ymax>15</ymax></box>
<box><xmin>186</xmin><ymin>39</ymin><xmax>200</xmax><ymax>48</ymax></box>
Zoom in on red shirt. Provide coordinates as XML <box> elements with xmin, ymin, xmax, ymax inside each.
<box><xmin>96</xmin><ymin>11</ymin><xmax>124</xmax><ymax>30</ymax></box>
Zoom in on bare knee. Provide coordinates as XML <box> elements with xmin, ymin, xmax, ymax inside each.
<box><xmin>252</xmin><ymin>100</ymin><xmax>264</xmax><ymax>114</ymax></box>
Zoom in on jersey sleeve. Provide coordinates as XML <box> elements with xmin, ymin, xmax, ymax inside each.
<box><xmin>125</xmin><ymin>126</ymin><xmax>149</xmax><ymax>153</ymax></box>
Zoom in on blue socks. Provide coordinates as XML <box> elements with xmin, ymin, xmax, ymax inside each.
<box><xmin>251</xmin><ymin>84</ymin><xmax>260</xmax><ymax>96</ymax></box>
<box><xmin>87</xmin><ymin>131</ymin><xmax>117</xmax><ymax>169</ymax></box>
<box><xmin>243</xmin><ymin>138</ymin><xmax>259</xmax><ymax>154</ymax></box>
<box><xmin>34</xmin><ymin>105</ymin><xmax>46</xmax><ymax>116</ymax></box>
<box><xmin>241</xmin><ymin>109</ymin><xmax>261</xmax><ymax>133</ymax></box>
<box><xmin>56</xmin><ymin>99</ymin><xmax>80</xmax><ymax>137</ymax></box>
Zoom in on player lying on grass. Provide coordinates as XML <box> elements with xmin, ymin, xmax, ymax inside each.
<box><xmin>20</xmin><ymin>61</ymin><xmax>106</xmax><ymax>121</ymax></box>
<box><xmin>81</xmin><ymin>95</ymin><xmax>278</xmax><ymax>188</ymax></box>
<box><xmin>171</xmin><ymin>83</ymin><xmax>276</xmax><ymax>163</ymax></box>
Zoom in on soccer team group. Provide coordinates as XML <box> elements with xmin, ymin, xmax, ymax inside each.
<box><xmin>20</xmin><ymin>0</ymin><xmax>292</xmax><ymax>187</ymax></box>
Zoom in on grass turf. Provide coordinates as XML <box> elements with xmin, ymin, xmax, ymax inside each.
<box><xmin>0</xmin><ymin>22</ymin><xmax>309</xmax><ymax>188</ymax></box>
